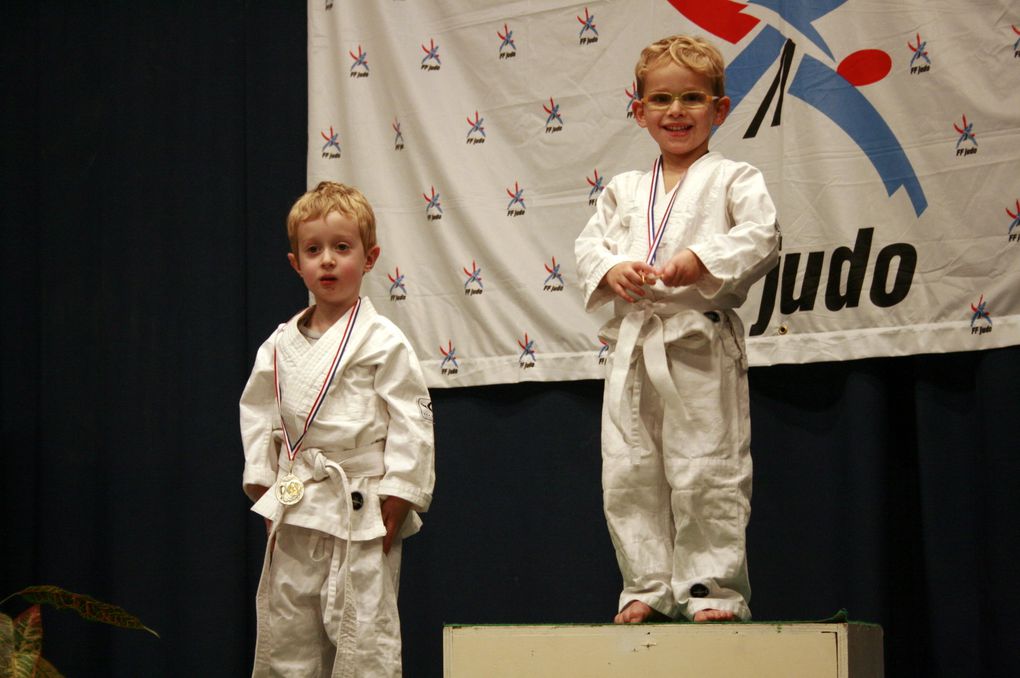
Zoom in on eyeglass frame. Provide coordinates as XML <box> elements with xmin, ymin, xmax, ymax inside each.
<box><xmin>640</xmin><ymin>90</ymin><xmax>721</xmax><ymax>111</ymax></box>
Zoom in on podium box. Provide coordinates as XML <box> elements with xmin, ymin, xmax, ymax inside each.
<box><xmin>443</xmin><ymin>622</ymin><xmax>883</xmax><ymax>678</ymax></box>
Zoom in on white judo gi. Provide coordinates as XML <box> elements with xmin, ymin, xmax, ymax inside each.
<box><xmin>575</xmin><ymin>152</ymin><xmax>779</xmax><ymax>621</ymax></box>
<box><xmin>240</xmin><ymin>297</ymin><xmax>435</xmax><ymax>677</ymax></box>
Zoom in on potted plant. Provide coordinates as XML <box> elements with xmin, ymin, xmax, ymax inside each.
<box><xmin>1</xmin><ymin>585</ymin><xmax>158</xmax><ymax>678</ymax></box>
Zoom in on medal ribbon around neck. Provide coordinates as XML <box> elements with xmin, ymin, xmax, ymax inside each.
<box><xmin>273</xmin><ymin>297</ymin><xmax>363</xmax><ymax>467</ymax></box>
<box><xmin>645</xmin><ymin>156</ymin><xmax>684</xmax><ymax>266</ymax></box>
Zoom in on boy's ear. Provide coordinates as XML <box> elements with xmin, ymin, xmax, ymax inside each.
<box><xmin>633</xmin><ymin>99</ymin><xmax>648</xmax><ymax>128</ymax></box>
<box><xmin>713</xmin><ymin>96</ymin><xmax>732</xmax><ymax>126</ymax></box>
<box><xmin>287</xmin><ymin>252</ymin><xmax>301</xmax><ymax>274</ymax></box>
<box><xmin>363</xmin><ymin>245</ymin><xmax>381</xmax><ymax>273</ymax></box>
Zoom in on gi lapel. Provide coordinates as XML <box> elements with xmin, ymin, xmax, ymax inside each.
<box><xmin>276</xmin><ymin>298</ymin><xmax>376</xmax><ymax>434</ymax></box>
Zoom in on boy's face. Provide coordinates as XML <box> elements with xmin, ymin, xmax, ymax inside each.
<box><xmin>633</xmin><ymin>61</ymin><xmax>731</xmax><ymax>170</ymax></box>
<box><xmin>287</xmin><ymin>210</ymin><xmax>380</xmax><ymax>317</ymax></box>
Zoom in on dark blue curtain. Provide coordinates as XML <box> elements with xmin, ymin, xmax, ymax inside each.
<box><xmin>3</xmin><ymin>3</ymin><xmax>1018</xmax><ymax>677</ymax></box>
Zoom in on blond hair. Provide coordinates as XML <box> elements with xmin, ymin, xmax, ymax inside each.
<box><xmin>286</xmin><ymin>181</ymin><xmax>377</xmax><ymax>254</ymax></box>
<box><xmin>635</xmin><ymin>35</ymin><xmax>726</xmax><ymax>97</ymax></box>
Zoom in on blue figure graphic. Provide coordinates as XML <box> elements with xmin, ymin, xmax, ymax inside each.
<box><xmin>970</xmin><ymin>295</ymin><xmax>991</xmax><ymax>327</ymax></box>
<box><xmin>507</xmin><ymin>182</ymin><xmax>526</xmax><ymax>211</ymax></box>
<box><xmin>908</xmin><ymin>33</ymin><xmax>930</xmax><ymax>66</ymax></box>
<box><xmin>463</xmin><ymin>261</ymin><xmax>483</xmax><ymax>289</ymax></box>
<box><xmin>625</xmin><ymin>83</ymin><xmax>639</xmax><ymax>116</ymax></box>
<box><xmin>1007</xmin><ymin>200</ymin><xmax>1020</xmax><ymax>235</ymax></box>
<box><xmin>320</xmin><ymin>127</ymin><xmax>341</xmax><ymax>154</ymax></box>
<box><xmin>954</xmin><ymin>115</ymin><xmax>977</xmax><ymax>148</ymax></box>
<box><xmin>466</xmin><ymin>111</ymin><xmax>486</xmax><ymax>139</ymax></box>
<box><xmin>587</xmin><ymin>169</ymin><xmax>605</xmax><ymax>200</ymax></box>
<box><xmin>349</xmin><ymin>46</ymin><xmax>369</xmax><ymax>73</ymax></box>
<box><xmin>498</xmin><ymin>24</ymin><xmax>516</xmax><ymax>53</ymax></box>
<box><xmin>577</xmin><ymin>8</ymin><xmax>598</xmax><ymax>38</ymax></box>
<box><xmin>388</xmin><ymin>267</ymin><xmax>407</xmax><ymax>295</ymax></box>
<box><xmin>440</xmin><ymin>341</ymin><xmax>459</xmax><ymax>370</ymax></box>
<box><xmin>421</xmin><ymin>38</ymin><xmax>441</xmax><ymax>66</ymax></box>
<box><xmin>422</xmin><ymin>186</ymin><xmax>443</xmax><ymax>215</ymax></box>
<box><xmin>517</xmin><ymin>333</ymin><xmax>537</xmax><ymax>363</ymax></box>
<box><xmin>544</xmin><ymin>257</ymin><xmax>565</xmax><ymax>286</ymax></box>
<box><xmin>543</xmin><ymin>98</ymin><xmax>563</xmax><ymax>127</ymax></box>
<box><xmin>683</xmin><ymin>0</ymin><xmax>928</xmax><ymax>216</ymax></box>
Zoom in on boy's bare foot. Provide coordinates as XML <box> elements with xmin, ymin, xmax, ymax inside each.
<box><xmin>614</xmin><ymin>600</ymin><xmax>663</xmax><ymax>624</ymax></box>
<box><xmin>693</xmin><ymin>609</ymin><xmax>736</xmax><ymax>622</ymax></box>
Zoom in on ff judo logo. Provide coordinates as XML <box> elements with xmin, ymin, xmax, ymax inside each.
<box><xmin>517</xmin><ymin>332</ymin><xmax>537</xmax><ymax>368</ymax></box>
<box><xmin>586</xmin><ymin>169</ymin><xmax>605</xmax><ymax>205</ymax></box>
<box><xmin>598</xmin><ymin>338</ymin><xmax>609</xmax><ymax>365</ymax></box>
<box><xmin>954</xmin><ymin>115</ymin><xmax>978</xmax><ymax>156</ymax></box>
<box><xmin>506</xmin><ymin>181</ymin><xmax>526</xmax><ymax>216</ymax></box>
<box><xmin>908</xmin><ymin>33</ymin><xmax>930</xmax><ymax>74</ymax></box>
<box><xmin>349</xmin><ymin>45</ymin><xmax>369</xmax><ymax>78</ymax></box>
<box><xmin>422</xmin><ymin>186</ymin><xmax>442</xmax><ymax>221</ymax></box>
<box><xmin>320</xmin><ymin>126</ymin><xmax>341</xmax><ymax>159</ymax></box>
<box><xmin>577</xmin><ymin>8</ymin><xmax>598</xmax><ymax>45</ymax></box>
<box><xmin>1007</xmin><ymin>199</ymin><xmax>1020</xmax><ymax>242</ymax></box>
<box><xmin>969</xmin><ymin>295</ymin><xmax>992</xmax><ymax>335</ymax></box>
<box><xmin>421</xmin><ymin>38</ymin><xmax>441</xmax><ymax>71</ymax></box>
<box><xmin>393</xmin><ymin>119</ymin><xmax>405</xmax><ymax>151</ymax></box>
<box><xmin>543</xmin><ymin>98</ymin><xmax>563</xmax><ymax>133</ymax></box>
<box><xmin>466</xmin><ymin>111</ymin><xmax>486</xmax><ymax>144</ymax></box>
<box><xmin>670</xmin><ymin>1</ymin><xmax>930</xmax><ymax>337</ymax></box>
<box><xmin>388</xmin><ymin>267</ymin><xmax>407</xmax><ymax>301</ymax></box>
<box><xmin>543</xmin><ymin>257</ymin><xmax>564</xmax><ymax>291</ymax></box>
<box><xmin>463</xmin><ymin>260</ymin><xmax>483</xmax><ymax>295</ymax></box>
<box><xmin>1013</xmin><ymin>25</ymin><xmax>1020</xmax><ymax>57</ymax></box>
<box><xmin>624</xmin><ymin>82</ymin><xmax>638</xmax><ymax>119</ymax></box>
<box><xmin>498</xmin><ymin>23</ymin><xmax>517</xmax><ymax>59</ymax></box>
<box><xmin>439</xmin><ymin>340</ymin><xmax>459</xmax><ymax>375</ymax></box>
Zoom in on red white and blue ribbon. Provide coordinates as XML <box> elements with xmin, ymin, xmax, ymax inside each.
<box><xmin>645</xmin><ymin>156</ymin><xmax>683</xmax><ymax>266</ymax></box>
<box><xmin>274</xmin><ymin>297</ymin><xmax>362</xmax><ymax>464</ymax></box>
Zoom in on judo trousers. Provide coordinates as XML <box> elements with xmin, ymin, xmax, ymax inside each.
<box><xmin>253</xmin><ymin>524</ymin><xmax>403</xmax><ymax>678</ymax></box>
<box><xmin>601</xmin><ymin>311</ymin><xmax>753</xmax><ymax>621</ymax></box>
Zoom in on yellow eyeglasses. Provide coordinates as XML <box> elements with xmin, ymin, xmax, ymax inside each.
<box><xmin>642</xmin><ymin>90</ymin><xmax>718</xmax><ymax>110</ymax></box>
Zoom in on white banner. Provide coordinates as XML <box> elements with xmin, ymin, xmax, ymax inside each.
<box><xmin>308</xmin><ymin>0</ymin><xmax>1020</xmax><ymax>387</ymax></box>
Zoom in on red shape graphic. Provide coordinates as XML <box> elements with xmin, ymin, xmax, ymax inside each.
<box><xmin>836</xmin><ymin>49</ymin><xmax>892</xmax><ymax>86</ymax></box>
<box><xmin>667</xmin><ymin>0</ymin><xmax>760</xmax><ymax>44</ymax></box>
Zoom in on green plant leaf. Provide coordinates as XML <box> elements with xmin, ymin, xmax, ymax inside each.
<box><xmin>10</xmin><ymin>606</ymin><xmax>42</xmax><ymax>678</ymax></box>
<box><xmin>1</xmin><ymin>611</ymin><xmax>14</xmax><ymax>678</ymax></box>
<box><xmin>10</xmin><ymin>651</ymin><xmax>40</xmax><ymax>678</ymax></box>
<box><xmin>12</xmin><ymin>606</ymin><xmax>42</xmax><ymax>649</ymax></box>
<box><xmin>11</xmin><ymin>587</ymin><xmax>158</xmax><ymax>639</ymax></box>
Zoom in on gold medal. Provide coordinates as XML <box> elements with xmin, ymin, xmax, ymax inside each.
<box><xmin>276</xmin><ymin>473</ymin><xmax>305</xmax><ymax>505</ymax></box>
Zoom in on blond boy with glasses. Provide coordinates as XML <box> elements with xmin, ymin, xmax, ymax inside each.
<box><xmin>575</xmin><ymin>35</ymin><xmax>780</xmax><ymax>624</ymax></box>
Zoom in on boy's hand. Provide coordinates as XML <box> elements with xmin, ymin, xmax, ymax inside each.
<box><xmin>600</xmin><ymin>261</ymin><xmax>658</xmax><ymax>302</ymax></box>
<box><xmin>381</xmin><ymin>496</ymin><xmax>412</xmax><ymax>554</ymax></box>
<box><xmin>656</xmin><ymin>249</ymin><xmax>707</xmax><ymax>287</ymax></box>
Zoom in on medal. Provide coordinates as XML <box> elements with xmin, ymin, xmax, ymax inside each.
<box><xmin>275</xmin><ymin>473</ymin><xmax>305</xmax><ymax>505</ymax></box>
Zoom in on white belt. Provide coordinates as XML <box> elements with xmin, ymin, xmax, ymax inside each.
<box><xmin>602</xmin><ymin>303</ymin><xmax>718</xmax><ymax>461</ymax></box>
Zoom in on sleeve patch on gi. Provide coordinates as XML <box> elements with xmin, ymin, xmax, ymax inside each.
<box><xmin>417</xmin><ymin>397</ymin><xmax>434</xmax><ymax>422</ymax></box>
